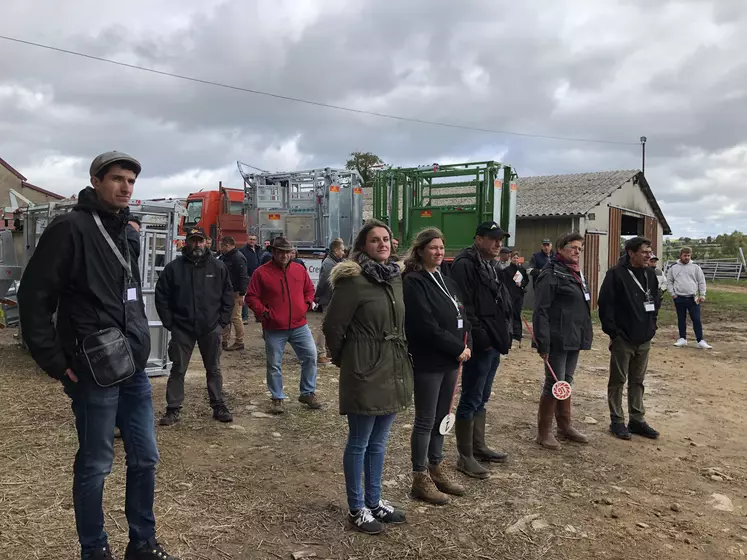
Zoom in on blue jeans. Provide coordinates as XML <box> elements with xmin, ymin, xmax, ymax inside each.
<box><xmin>343</xmin><ymin>413</ymin><xmax>397</xmax><ymax>511</ymax></box>
<box><xmin>674</xmin><ymin>296</ymin><xmax>703</xmax><ymax>341</ymax></box>
<box><xmin>456</xmin><ymin>347</ymin><xmax>501</xmax><ymax>420</ymax></box>
<box><xmin>62</xmin><ymin>370</ymin><xmax>159</xmax><ymax>555</ymax></box>
<box><xmin>242</xmin><ymin>303</ymin><xmax>249</xmax><ymax>321</ymax></box>
<box><xmin>264</xmin><ymin>325</ymin><xmax>317</xmax><ymax>400</ymax></box>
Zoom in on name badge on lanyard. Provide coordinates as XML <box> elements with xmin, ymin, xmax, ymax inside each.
<box><xmin>428</xmin><ymin>270</ymin><xmax>462</xmax><ymax>329</ymax></box>
<box><xmin>627</xmin><ymin>269</ymin><xmax>655</xmax><ymax>312</ymax></box>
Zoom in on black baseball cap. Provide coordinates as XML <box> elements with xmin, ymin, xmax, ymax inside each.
<box><xmin>499</xmin><ymin>246</ymin><xmax>512</xmax><ymax>254</ymax></box>
<box><xmin>541</xmin><ymin>238</ymin><xmax>552</xmax><ymax>245</ymax></box>
<box><xmin>186</xmin><ymin>227</ymin><xmax>207</xmax><ymax>239</ymax></box>
<box><xmin>475</xmin><ymin>221</ymin><xmax>509</xmax><ymax>239</ymax></box>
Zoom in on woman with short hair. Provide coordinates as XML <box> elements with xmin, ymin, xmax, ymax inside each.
<box><xmin>532</xmin><ymin>232</ymin><xmax>593</xmax><ymax>450</ymax></box>
<box><xmin>323</xmin><ymin>220</ymin><xmax>413</xmax><ymax>534</ymax></box>
<box><xmin>403</xmin><ymin>228</ymin><xmax>472</xmax><ymax>505</ymax></box>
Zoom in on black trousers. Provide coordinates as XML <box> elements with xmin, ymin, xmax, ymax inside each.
<box><xmin>411</xmin><ymin>369</ymin><xmax>459</xmax><ymax>472</ymax></box>
<box><xmin>166</xmin><ymin>325</ymin><xmax>224</xmax><ymax>410</ymax></box>
<box><xmin>511</xmin><ymin>294</ymin><xmax>525</xmax><ymax>341</ymax></box>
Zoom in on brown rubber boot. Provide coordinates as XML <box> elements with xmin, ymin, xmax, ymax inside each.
<box><xmin>428</xmin><ymin>462</ymin><xmax>465</xmax><ymax>496</ymax></box>
<box><xmin>555</xmin><ymin>396</ymin><xmax>589</xmax><ymax>443</ymax></box>
<box><xmin>411</xmin><ymin>471</ymin><xmax>450</xmax><ymax>505</ymax></box>
<box><xmin>536</xmin><ymin>394</ymin><xmax>562</xmax><ymax>450</ymax></box>
<box><xmin>473</xmin><ymin>410</ymin><xmax>508</xmax><ymax>463</ymax></box>
<box><xmin>454</xmin><ymin>418</ymin><xmax>490</xmax><ymax>479</ymax></box>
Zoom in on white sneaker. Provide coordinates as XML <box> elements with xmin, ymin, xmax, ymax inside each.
<box><xmin>674</xmin><ymin>338</ymin><xmax>687</xmax><ymax>347</ymax></box>
<box><xmin>697</xmin><ymin>340</ymin><xmax>712</xmax><ymax>349</ymax></box>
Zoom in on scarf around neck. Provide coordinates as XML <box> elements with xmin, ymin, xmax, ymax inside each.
<box><xmin>555</xmin><ymin>253</ymin><xmax>581</xmax><ymax>273</ymax></box>
<box><xmin>357</xmin><ymin>253</ymin><xmax>401</xmax><ymax>284</ymax></box>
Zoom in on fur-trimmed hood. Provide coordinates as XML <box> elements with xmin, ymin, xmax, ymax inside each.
<box><xmin>329</xmin><ymin>259</ymin><xmax>405</xmax><ymax>287</ymax></box>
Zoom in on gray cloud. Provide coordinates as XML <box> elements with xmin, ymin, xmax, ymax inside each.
<box><xmin>1</xmin><ymin>0</ymin><xmax>746</xmax><ymax>237</ymax></box>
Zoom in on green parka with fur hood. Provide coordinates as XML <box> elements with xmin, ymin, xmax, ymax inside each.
<box><xmin>322</xmin><ymin>259</ymin><xmax>414</xmax><ymax>416</ymax></box>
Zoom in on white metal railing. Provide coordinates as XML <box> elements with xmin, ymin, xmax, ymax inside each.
<box><xmin>663</xmin><ymin>248</ymin><xmax>746</xmax><ymax>281</ymax></box>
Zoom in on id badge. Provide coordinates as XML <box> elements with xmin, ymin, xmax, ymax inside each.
<box><xmin>124</xmin><ymin>281</ymin><xmax>139</xmax><ymax>302</ymax></box>
<box><xmin>644</xmin><ymin>301</ymin><xmax>655</xmax><ymax>312</ymax></box>
<box><xmin>584</xmin><ymin>292</ymin><xmax>591</xmax><ymax>302</ymax></box>
<box><xmin>457</xmin><ymin>318</ymin><xmax>464</xmax><ymax>329</ymax></box>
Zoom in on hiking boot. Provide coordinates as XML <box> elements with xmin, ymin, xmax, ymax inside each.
<box><xmin>536</xmin><ymin>394</ymin><xmax>562</xmax><ymax>450</ymax></box>
<box><xmin>609</xmin><ymin>422</ymin><xmax>631</xmax><ymax>440</ymax></box>
<box><xmin>428</xmin><ymin>462</ymin><xmax>465</xmax><ymax>496</ymax></box>
<box><xmin>347</xmin><ymin>508</ymin><xmax>384</xmax><ymax>535</ymax></box>
<box><xmin>124</xmin><ymin>537</ymin><xmax>179</xmax><ymax>559</ymax></box>
<box><xmin>225</xmin><ymin>342</ymin><xmax>245</xmax><ymax>352</ymax></box>
<box><xmin>158</xmin><ymin>409</ymin><xmax>180</xmax><ymax>426</ymax></box>
<box><xmin>411</xmin><ymin>471</ymin><xmax>449</xmax><ymax>505</ymax></box>
<box><xmin>628</xmin><ymin>419</ymin><xmax>660</xmax><ymax>439</ymax></box>
<box><xmin>83</xmin><ymin>545</ymin><xmax>114</xmax><ymax>560</ymax></box>
<box><xmin>555</xmin><ymin>396</ymin><xmax>589</xmax><ymax>444</ymax></box>
<box><xmin>212</xmin><ymin>405</ymin><xmax>233</xmax><ymax>423</ymax></box>
<box><xmin>298</xmin><ymin>393</ymin><xmax>323</xmax><ymax>409</ymax></box>
<box><xmin>454</xmin><ymin>417</ymin><xmax>490</xmax><ymax>479</ymax></box>
<box><xmin>114</xmin><ymin>427</ymin><xmax>122</xmax><ymax>439</ymax></box>
<box><xmin>270</xmin><ymin>399</ymin><xmax>284</xmax><ymax>414</ymax></box>
<box><xmin>673</xmin><ymin>338</ymin><xmax>687</xmax><ymax>347</ymax></box>
<box><xmin>697</xmin><ymin>340</ymin><xmax>713</xmax><ymax>349</ymax></box>
<box><xmin>317</xmin><ymin>356</ymin><xmax>331</xmax><ymax>366</ymax></box>
<box><xmin>473</xmin><ymin>410</ymin><xmax>508</xmax><ymax>463</ymax></box>
<box><xmin>369</xmin><ymin>500</ymin><xmax>406</xmax><ymax>524</ymax></box>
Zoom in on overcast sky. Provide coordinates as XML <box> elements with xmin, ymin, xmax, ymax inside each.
<box><xmin>1</xmin><ymin>0</ymin><xmax>746</xmax><ymax>237</ymax></box>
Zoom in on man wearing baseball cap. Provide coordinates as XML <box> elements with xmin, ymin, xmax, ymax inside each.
<box><xmin>528</xmin><ymin>238</ymin><xmax>555</xmax><ymax>286</ymax></box>
<box><xmin>19</xmin><ymin>151</ymin><xmax>179</xmax><ymax>559</ymax></box>
<box><xmin>448</xmin><ymin>221</ymin><xmax>514</xmax><ymax>479</ymax></box>
<box><xmin>155</xmin><ymin>226</ymin><xmax>234</xmax><ymax>426</ymax></box>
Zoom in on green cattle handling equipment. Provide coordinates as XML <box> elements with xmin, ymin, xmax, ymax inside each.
<box><xmin>372</xmin><ymin>161</ymin><xmax>518</xmax><ymax>254</ymax></box>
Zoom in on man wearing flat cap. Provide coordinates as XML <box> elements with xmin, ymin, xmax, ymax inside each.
<box><xmin>529</xmin><ymin>239</ymin><xmax>555</xmax><ymax>287</ymax></box>
<box><xmin>19</xmin><ymin>151</ymin><xmax>180</xmax><ymax>559</ymax></box>
<box><xmin>246</xmin><ymin>237</ymin><xmax>321</xmax><ymax>414</ymax></box>
<box><xmin>449</xmin><ymin>221</ymin><xmax>514</xmax><ymax>480</ymax></box>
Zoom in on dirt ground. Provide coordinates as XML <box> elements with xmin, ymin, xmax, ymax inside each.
<box><xmin>2</xmin><ymin>286</ymin><xmax>747</xmax><ymax>560</ymax></box>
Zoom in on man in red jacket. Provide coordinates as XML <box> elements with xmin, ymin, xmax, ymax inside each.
<box><xmin>246</xmin><ymin>237</ymin><xmax>321</xmax><ymax>414</ymax></box>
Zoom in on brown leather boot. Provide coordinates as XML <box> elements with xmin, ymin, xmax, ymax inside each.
<box><xmin>536</xmin><ymin>394</ymin><xmax>562</xmax><ymax>450</ymax></box>
<box><xmin>428</xmin><ymin>462</ymin><xmax>465</xmax><ymax>496</ymax></box>
<box><xmin>555</xmin><ymin>396</ymin><xmax>589</xmax><ymax>443</ymax></box>
<box><xmin>411</xmin><ymin>471</ymin><xmax>450</xmax><ymax>505</ymax></box>
<box><xmin>455</xmin><ymin>418</ymin><xmax>490</xmax><ymax>479</ymax></box>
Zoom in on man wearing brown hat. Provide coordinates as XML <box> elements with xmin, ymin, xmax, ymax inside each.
<box><xmin>18</xmin><ymin>151</ymin><xmax>179</xmax><ymax>559</ymax></box>
<box><xmin>246</xmin><ymin>237</ymin><xmax>321</xmax><ymax>414</ymax></box>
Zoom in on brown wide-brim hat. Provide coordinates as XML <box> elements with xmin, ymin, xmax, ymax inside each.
<box><xmin>270</xmin><ymin>237</ymin><xmax>294</xmax><ymax>252</ymax></box>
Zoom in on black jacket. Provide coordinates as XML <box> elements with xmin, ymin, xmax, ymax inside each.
<box><xmin>314</xmin><ymin>253</ymin><xmax>343</xmax><ymax>308</ymax></box>
<box><xmin>155</xmin><ymin>250</ymin><xmax>234</xmax><ymax>337</ymax></box>
<box><xmin>532</xmin><ymin>257</ymin><xmax>593</xmax><ymax>354</ymax></box>
<box><xmin>403</xmin><ymin>270</ymin><xmax>472</xmax><ymax>373</ymax></box>
<box><xmin>450</xmin><ymin>245</ymin><xmax>513</xmax><ymax>354</ymax></box>
<box><xmin>219</xmin><ymin>248</ymin><xmax>249</xmax><ymax>294</ymax></box>
<box><xmin>239</xmin><ymin>244</ymin><xmax>263</xmax><ymax>277</ymax></box>
<box><xmin>598</xmin><ymin>258</ymin><xmax>661</xmax><ymax>345</ymax></box>
<box><xmin>529</xmin><ymin>250</ymin><xmax>555</xmax><ymax>281</ymax></box>
<box><xmin>504</xmin><ymin>263</ymin><xmax>529</xmax><ymax>299</ymax></box>
<box><xmin>18</xmin><ymin>187</ymin><xmax>151</xmax><ymax>380</ymax></box>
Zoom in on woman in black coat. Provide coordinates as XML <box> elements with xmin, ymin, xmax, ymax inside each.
<box><xmin>532</xmin><ymin>232</ymin><xmax>593</xmax><ymax>450</ymax></box>
<box><xmin>403</xmin><ymin>228</ymin><xmax>472</xmax><ymax>505</ymax></box>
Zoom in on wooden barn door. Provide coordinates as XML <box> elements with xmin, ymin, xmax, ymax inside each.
<box><xmin>584</xmin><ymin>233</ymin><xmax>601</xmax><ymax>310</ymax></box>
<box><xmin>644</xmin><ymin>217</ymin><xmax>659</xmax><ymax>255</ymax></box>
<box><xmin>608</xmin><ymin>207</ymin><xmax>622</xmax><ymax>268</ymax></box>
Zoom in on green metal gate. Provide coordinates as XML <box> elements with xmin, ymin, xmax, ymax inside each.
<box><xmin>372</xmin><ymin>161</ymin><xmax>517</xmax><ymax>254</ymax></box>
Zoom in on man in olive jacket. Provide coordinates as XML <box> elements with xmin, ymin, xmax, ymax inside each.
<box><xmin>449</xmin><ymin>221</ymin><xmax>513</xmax><ymax>477</ymax></box>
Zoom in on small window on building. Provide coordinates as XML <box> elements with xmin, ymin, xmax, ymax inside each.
<box><xmin>587</xmin><ymin>213</ymin><xmax>595</xmax><ymax>221</ymax></box>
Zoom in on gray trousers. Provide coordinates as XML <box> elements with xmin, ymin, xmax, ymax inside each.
<box><xmin>166</xmin><ymin>325</ymin><xmax>224</xmax><ymax>410</ymax></box>
<box><xmin>607</xmin><ymin>337</ymin><xmax>650</xmax><ymax>424</ymax></box>
<box><xmin>411</xmin><ymin>369</ymin><xmax>459</xmax><ymax>472</ymax></box>
<box><xmin>543</xmin><ymin>350</ymin><xmax>580</xmax><ymax>396</ymax></box>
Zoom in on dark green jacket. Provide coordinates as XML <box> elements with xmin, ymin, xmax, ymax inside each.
<box><xmin>322</xmin><ymin>260</ymin><xmax>414</xmax><ymax>416</ymax></box>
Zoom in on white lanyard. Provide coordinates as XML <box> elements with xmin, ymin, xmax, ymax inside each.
<box><xmin>627</xmin><ymin>269</ymin><xmax>651</xmax><ymax>301</ymax></box>
<box><xmin>427</xmin><ymin>270</ymin><xmax>461</xmax><ymax>315</ymax></box>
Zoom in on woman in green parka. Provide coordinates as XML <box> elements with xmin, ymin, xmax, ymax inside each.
<box><xmin>323</xmin><ymin>220</ymin><xmax>414</xmax><ymax>535</ymax></box>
